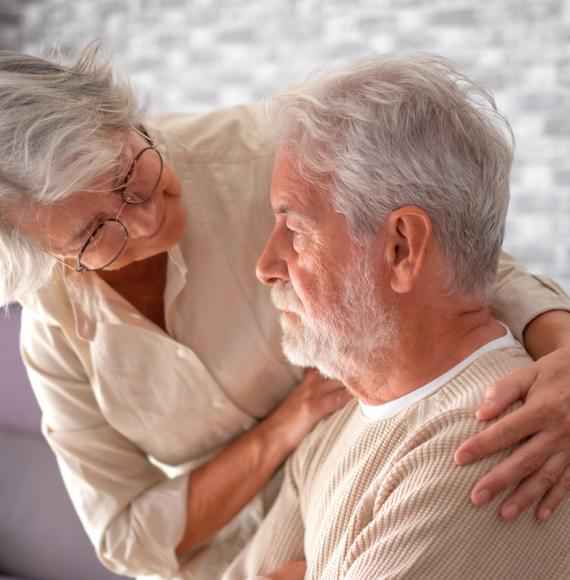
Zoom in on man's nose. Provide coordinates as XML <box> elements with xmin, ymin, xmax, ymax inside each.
<box><xmin>256</xmin><ymin>230</ymin><xmax>289</xmax><ymax>285</ymax></box>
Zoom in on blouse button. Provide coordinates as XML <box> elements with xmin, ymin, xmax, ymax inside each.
<box><xmin>176</xmin><ymin>348</ymin><xmax>188</xmax><ymax>359</ymax></box>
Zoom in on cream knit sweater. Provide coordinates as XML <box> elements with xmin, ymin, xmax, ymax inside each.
<box><xmin>224</xmin><ymin>341</ymin><xmax>570</xmax><ymax>579</ymax></box>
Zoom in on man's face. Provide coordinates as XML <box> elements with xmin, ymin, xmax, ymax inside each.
<box><xmin>256</xmin><ymin>148</ymin><xmax>396</xmax><ymax>381</ymax></box>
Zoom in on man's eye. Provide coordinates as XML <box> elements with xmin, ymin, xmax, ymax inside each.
<box><xmin>286</xmin><ymin>226</ymin><xmax>302</xmax><ymax>241</ymax></box>
<box><xmin>290</xmin><ymin>230</ymin><xmax>307</xmax><ymax>252</ymax></box>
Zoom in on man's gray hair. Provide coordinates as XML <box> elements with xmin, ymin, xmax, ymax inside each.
<box><xmin>266</xmin><ymin>53</ymin><xmax>514</xmax><ymax>298</ymax></box>
<box><xmin>0</xmin><ymin>43</ymin><xmax>144</xmax><ymax>305</ymax></box>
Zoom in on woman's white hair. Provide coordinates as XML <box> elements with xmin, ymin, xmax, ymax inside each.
<box><xmin>266</xmin><ymin>53</ymin><xmax>514</xmax><ymax>299</ymax></box>
<box><xmin>0</xmin><ymin>42</ymin><xmax>144</xmax><ymax>305</ymax></box>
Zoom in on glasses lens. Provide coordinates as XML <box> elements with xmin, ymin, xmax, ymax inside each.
<box><xmin>79</xmin><ymin>220</ymin><xmax>128</xmax><ymax>270</ymax></box>
<box><xmin>122</xmin><ymin>148</ymin><xmax>163</xmax><ymax>204</ymax></box>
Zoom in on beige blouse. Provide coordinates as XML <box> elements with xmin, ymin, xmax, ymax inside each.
<box><xmin>18</xmin><ymin>105</ymin><xmax>570</xmax><ymax>578</ymax></box>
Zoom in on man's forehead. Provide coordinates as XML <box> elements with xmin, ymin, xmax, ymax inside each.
<box><xmin>270</xmin><ymin>148</ymin><xmax>322</xmax><ymax>217</ymax></box>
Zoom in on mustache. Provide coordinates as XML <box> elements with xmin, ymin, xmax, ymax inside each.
<box><xmin>271</xmin><ymin>283</ymin><xmax>303</xmax><ymax>315</ymax></box>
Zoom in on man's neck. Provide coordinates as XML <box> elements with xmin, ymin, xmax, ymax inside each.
<box><xmin>347</xmin><ymin>303</ymin><xmax>505</xmax><ymax>406</ymax></box>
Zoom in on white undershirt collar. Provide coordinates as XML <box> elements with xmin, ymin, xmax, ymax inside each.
<box><xmin>359</xmin><ymin>324</ymin><xmax>517</xmax><ymax>421</ymax></box>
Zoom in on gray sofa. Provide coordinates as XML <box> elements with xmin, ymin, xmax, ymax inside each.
<box><xmin>0</xmin><ymin>305</ymin><xmax>127</xmax><ymax>580</ymax></box>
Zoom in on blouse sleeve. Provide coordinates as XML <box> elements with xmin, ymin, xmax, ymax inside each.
<box><xmin>491</xmin><ymin>251</ymin><xmax>570</xmax><ymax>343</ymax></box>
<box><xmin>20</xmin><ymin>308</ymin><xmax>189</xmax><ymax>577</ymax></box>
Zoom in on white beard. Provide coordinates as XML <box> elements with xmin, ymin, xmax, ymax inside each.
<box><xmin>271</xmin><ymin>250</ymin><xmax>397</xmax><ymax>382</ymax></box>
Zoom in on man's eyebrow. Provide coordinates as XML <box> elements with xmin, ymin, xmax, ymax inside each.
<box><xmin>273</xmin><ymin>203</ymin><xmax>315</xmax><ymax>230</ymax></box>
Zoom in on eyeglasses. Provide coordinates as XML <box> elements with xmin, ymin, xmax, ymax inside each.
<box><xmin>54</xmin><ymin>126</ymin><xmax>164</xmax><ymax>273</ymax></box>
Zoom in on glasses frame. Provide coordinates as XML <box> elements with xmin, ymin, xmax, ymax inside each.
<box><xmin>54</xmin><ymin>126</ymin><xmax>164</xmax><ymax>273</ymax></box>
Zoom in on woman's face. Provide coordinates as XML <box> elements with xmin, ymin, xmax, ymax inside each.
<box><xmin>14</xmin><ymin>129</ymin><xmax>187</xmax><ymax>271</ymax></box>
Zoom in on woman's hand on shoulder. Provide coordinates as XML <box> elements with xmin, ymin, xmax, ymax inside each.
<box><xmin>262</xmin><ymin>368</ymin><xmax>353</xmax><ymax>457</ymax></box>
<box><xmin>455</xmin><ymin>344</ymin><xmax>570</xmax><ymax>521</ymax></box>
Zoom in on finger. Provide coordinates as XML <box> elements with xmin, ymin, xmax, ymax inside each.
<box><xmin>469</xmin><ymin>432</ymin><xmax>555</xmax><ymax>507</ymax></box>
<box><xmin>498</xmin><ymin>451</ymin><xmax>567</xmax><ymax>521</ymax></box>
<box><xmin>321</xmin><ymin>388</ymin><xmax>353</xmax><ymax>414</ymax></box>
<box><xmin>305</xmin><ymin>368</ymin><xmax>344</xmax><ymax>387</ymax></box>
<box><xmin>536</xmin><ymin>463</ymin><xmax>570</xmax><ymax>521</ymax></box>
<box><xmin>319</xmin><ymin>380</ymin><xmax>347</xmax><ymax>392</ymax></box>
<box><xmin>300</xmin><ymin>373</ymin><xmax>344</xmax><ymax>394</ymax></box>
<box><xmin>476</xmin><ymin>365</ymin><xmax>537</xmax><ymax>421</ymax></box>
<box><xmin>301</xmin><ymin>367</ymin><xmax>325</xmax><ymax>385</ymax></box>
<box><xmin>310</xmin><ymin>381</ymin><xmax>349</xmax><ymax>398</ymax></box>
<box><xmin>305</xmin><ymin>367</ymin><xmax>343</xmax><ymax>386</ymax></box>
<box><xmin>455</xmin><ymin>405</ymin><xmax>541</xmax><ymax>465</ymax></box>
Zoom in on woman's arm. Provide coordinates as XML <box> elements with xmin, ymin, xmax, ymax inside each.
<box><xmin>21</xmin><ymin>310</ymin><xmax>186</xmax><ymax>577</ymax></box>
<box><xmin>21</xmin><ymin>306</ymin><xmax>349</xmax><ymax>576</ymax></box>
<box><xmin>488</xmin><ymin>252</ymin><xmax>570</xmax><ymax>342</ymax></box>
<box><xmin>523</xmin><ymin>309</ymin><xmax>570</xmax><ymax>358</ymax></box>
<box><xmin>456</xmin><ymin>253</ymin><xmax>570</xmax><ymax>520</ymax></box>
<box><xmin>176</xmin><ymin>369</ymin><xmax>351</xmax><ymax>555</ymax></box>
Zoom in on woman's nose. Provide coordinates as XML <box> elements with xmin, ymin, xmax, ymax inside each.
<box><xmin>122</xmin><ymin>199</ymin><xmax>161</xmax><ymax>239</ymax></box>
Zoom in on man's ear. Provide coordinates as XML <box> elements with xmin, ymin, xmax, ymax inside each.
<box><xmin>381</xmin><ymin>206</ymin><xmax>432</xmax><ymax>294</ymax></box>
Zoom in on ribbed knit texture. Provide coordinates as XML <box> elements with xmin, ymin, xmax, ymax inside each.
<box><xmin>224</xmin><ymin>346</ymin><xmax>570</xmax><ymax>579</ymax></box>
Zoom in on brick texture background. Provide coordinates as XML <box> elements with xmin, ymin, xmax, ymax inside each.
<box><xmin>1</xmin><ymin>0</ymin><xmax>569</xmax><ymax>290</ymax></box>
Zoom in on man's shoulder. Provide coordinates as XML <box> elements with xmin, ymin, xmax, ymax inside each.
<box><xmin>432</xmin><ymin>344</ymin><xmax>531</xmax><ymax>417</ymax></box>
<box><xmin>379</xmin><ymin>346</ymin><xmax>532</xmax><ymax>483</ymax></box>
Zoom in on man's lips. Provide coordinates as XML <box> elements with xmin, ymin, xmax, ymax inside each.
<box><xmin>271</xmin><ymin>285</ymin><xmax>304</xmax><ymax>318</ymax></box>
<box><xmin>280</xmin><ymin>309</ymin><xmax>302</xmax><ymax>323</ymax></box>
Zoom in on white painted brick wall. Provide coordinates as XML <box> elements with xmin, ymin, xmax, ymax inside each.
<box><xmin>7</xmin><ymin>0</ymin><xmax>570</xmax><ymax>291</ymax></box>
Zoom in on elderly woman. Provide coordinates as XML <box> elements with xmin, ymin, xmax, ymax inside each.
<box><xmin>1</xmin><ymin>46</ymin><xmax>570</xmax><ymax>578</ymax></box>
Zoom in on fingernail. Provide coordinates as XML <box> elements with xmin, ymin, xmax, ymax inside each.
<box><xmin>540</xmin><ymin>509</ymin><xmax>552</xmax><ymax>521</ymax></box>
<box><xmin>502</xmin><ymin>505</ymin><xmax>519</xmax><ymax>520</ymax></box>
<box><xmin>457</xmin><ymin>452</ymin><xmax>474</xmax><ymax>465</ymax></box>
<box><xmin>474</xmin><ymin>489</ymin><xmax>491</xmax><ymax>506</ymax></box>
<box><xmin>477</xmin><ymin>401</ymin><xmax>493</xmax><ymax>419</ymax></box>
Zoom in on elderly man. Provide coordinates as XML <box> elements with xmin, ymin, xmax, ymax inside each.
<box><xmin>223</xmin><ymin>54</ymin><xmax>570</xmax><ymax>580</ymax></box>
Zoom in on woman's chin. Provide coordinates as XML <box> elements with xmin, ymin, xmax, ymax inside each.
<box><xmin>106</xmin><ymin>202</ymin><xmax>187</xmax><ymax>270</ymax></box>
